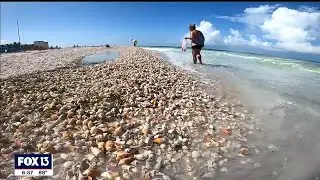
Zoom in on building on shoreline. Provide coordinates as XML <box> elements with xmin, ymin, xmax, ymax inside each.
<box><xmin>34</xmin><ymin>41</ymin><xmax>49</xmax><ymax>49</ymax></box>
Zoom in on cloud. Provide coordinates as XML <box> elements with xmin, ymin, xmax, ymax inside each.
<box><xmin>215</xmin><ymin>5</ymin><xmax>320</xmax><ymax>54</ymax></box>
<box><xmin>217</xmin><ymin>5</ymin><xmax>278</xmax><ymax>26</ymax></box>
<box><xmin>224</xmin><ymin>28</ymin><xmax>247</xmax><ymax>46</ymax></box>
<box><xmin>298</xmin><ymin>5</ymin><xmax>319</xmax><ymax>13</ymax></box>
<box><xmin>275</xmin><ymin>42</ymin><xmax>320</xmax><ymax>54</ymax></box>
<box><xmin>260</xmin><ymin>7</ymin><xmax>320</xmax><ymax>43</ymax></box>
<box><xmin>1</xmin><ymin>40</ymin><xmax>13</xmax><ymax>44</ymax></box>
<box><xmin>223</xmin><ymin>29</ymin><xmax>275</xmax><ymax>51</ymax></box>
<box><xmin>183</xmin><ymin>21</ymin><xmax>223</xmax><ymax>45</ymax></box>
<box><xmin>248</xmin><ymin>35</ymin><xmax>273</xmax><ymax>48</ymax></box>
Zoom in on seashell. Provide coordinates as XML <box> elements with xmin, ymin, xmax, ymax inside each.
<box><xmin>62</xmin><ymin>131</ymin><xmax>72</xmax><ymax>140</ymax></box>
<box><xmin>91</xmin><ymin>147</ymin><xmax>102</xmax><ymax>157</ymax></box>
<box><xmin>83</xmin><ymin>167</ymin><xmax>100</xmax><ymax>178</ymax></box>
<box><xmin>207</xmin><ymin>161</ymin><xmax>216</xmax><ymax>169</ymax></box>
<box><xmin>78</xmin><ymin>109</ymin><xmax>85</xmax><ymax>116</ymax></box>
<box><xmin>191</xmin><ymin>151</ymin><xmax>200</xmax><ymax>159</ymax></box>
<box><xmin>101</xmin><ymin>171</ymin><xmax>120</xmax><ymax>179</ymax></box>
<box><xmin>153</xmin><ymin>137</ymin><xmax>163</xmax><ymax>144</ymax></box>
<box><xmin>160</xmin><ymin>144</ymin><xmax>166</xmax><ymax>149</ymax></box>
<box><xmin>67</xmin><ymin>110</ymin><xmax>75</xmax><ymax>118</ymax></box>
<box><xmin>60</xmin><ymin>153</ymin><xmax>69</xmax><ymax>160</ymax></box>
<box><xmin>73</xmin><ymin>133</ymin><xmax>82</xmax><ymax>140</ymax></box>
<box><xmin>239</xmin><ymin>147</ymin><xmax>249</xmax><ymax>155</ymax></box>
<box><xmin>116</xmin><ymin>151</ymin><xmax>132</xmax><ymax>161</ymax></box>
<box><xmin>154</xmin><ymin>158</ymin><xmax>162</xmax><ymax>170</ymax></box>
<box><xmin>82</xmin><ymin>126</ymin><xmax>88</xmax><ymax>131</ymax></box>
<box><xmin>83</xmin><ymin>119</ymin><xmax>89</xmax><ymax>126</ymax></box>
<box><xmin>63</xmin><ymin>161</ymin><xmax>75</xmax><ymax>169</ymax></box>
<box><xmin>119</xmin><ymin>157</ymin><xmax>134</xmax><ymax>165</ymax></box>
<box><xmin>168</xmin><ymin>129</ymin><xmax>175</xmax><ymax>134</ymax></box>
<box><xmin>121</xmin><ymin>164</ymin><xmax>135</xmax><ymax>173</ymax></box>
<box><xmin>68</xmin><ymin>118</ymin><xmax>77</xmax><ymax>125</ymax></box>
<box><xmin>58</xmin><ymin>114</ymin><xmax>67</xmax><ymax>121</ymax></box>
<box><xmin>97</xmin><ymin>112</ymin><xmax>105</xmax><ymax>119</ymax></box>
<box><xmin>86</xmin><ymin>154</ymin><xmax>95</xmax><ymax>161</ymax></box>
<box><xmin>122</xmin><ymin>172</ymin><xmax>130</xmax><ymax>179</ymax></box>
<box><xmin>113</xmin><ymin>126</ymin><xmax>124</xmax><ymax>136</ymax></box>
<box><xmin>40</xmin><ymin>144</ymin><xmax>57</xmax><ymax>154</ymax></box>
<box><xmin>94</xmin><ymin>134</ymin><xmax>104</xmax><ymax>141</ymax></box>
<box><xmin>90</xmin><ymin>126</ymin><xmax>97</xmax><ymax>134</ymax></box>
<box><xmin>1</xmin><ymin>147</ymin><xmax>12</xmax><ymax>154</ymax></box>
<box><xmin>59</xmin><ymin>106</ymin><xmax>67</xmax><ymax>114</ymax></box>
<box><xmin>105</xmin><ymin>141</ymin><xmax>115</xmax><ymax>151</ymax></box>
<box><xmin>46</xmin><ymin>123</ymin><xmax>54</xmax><ymax>130</ymax></box>
<box><xmin>221</xmin><ymin>128</ymin><xmax>232</xmax><ymax>136</ymax></box>
<box><xmin>115</xmin><ymin>142</ymin><xmax>124</xmax><ymax>151</ymax></box>
<box><xmin>97</xmin><ymin>142</ymin><xmax>105</xmax><ymax>149</ymax></box>
<box><xmin>142</xmin><ymin>126</ymin><xmax>150</xmax><ymax>135</ymax></box>
<box><xmin>87</xmin><ymin>121</ymin><xmax>93</xmax><ymax>129</ymax></box>
<box><xmin>134</xmin><ymin>154</ymin><xmax>146</xmax><ymax>161</ymax></box>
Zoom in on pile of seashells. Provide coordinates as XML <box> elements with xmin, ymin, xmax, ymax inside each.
<box><xmin>0</xmin><ymin>47</ymin><xmax>256</xmax><ymax>180</ymax></box>
<box><xmin>0</xmin><ymin>47</ymin><xmax>117</xmax><ymax>79</ymax></box>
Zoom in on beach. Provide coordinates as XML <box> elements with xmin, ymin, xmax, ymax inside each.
<box><xmin>0</xmin><ymin>47</ymin><xmax>255</xmax><ymax>180</ymax></box>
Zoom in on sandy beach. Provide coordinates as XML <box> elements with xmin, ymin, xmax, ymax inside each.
<box><xmin>0</xmin><ymin>47</ymin><xmax>256</xmax><ymax>180</ymax></box>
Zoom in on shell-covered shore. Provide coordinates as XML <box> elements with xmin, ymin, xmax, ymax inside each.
<box><xmin>0</xmin><ymin>47</ymin><xmax>256</xmax><ymax>180</ymax></box>
<box><xmin>0</xmin><ymin>47</ymin><xmax>120</xmax><ymax>79</ymax></box>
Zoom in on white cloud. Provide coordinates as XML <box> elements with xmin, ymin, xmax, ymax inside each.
<box><xmin>261</xmin><ymin>7</ymin><xmax>320</xmax><ymax>43</ymax></box>
<box><xmin>248</xmin><ymin>35</ymin><xmax>272</xmax><ymax>48</ymax></box>
<box><xmin>224</xmin><ymin>28</ymin><xmax>247</xmax><ymax>45</ymax></box>
<box><xmin>275</xmin><ymin>42</ymin><xmax>320</xmax><ymax>54</ymax></box>
<box><xmin>183</xmin><ymin>21</ymin><xmax>223</xmax><ymax>45</ymax></box>
<box><xmin>243</xmin><ymin>5</ymin><xmax>278</xmax><ymax>26</ymax></box>
<box><xmin>1</xmin><ymin>40</ymin><xmax>12</xmax><ymax>44</ymax></box>
<box><xmin>223</xmin><ymin>29</ymin><xmax>274</xmax><ymax>50</ymax></box>
<box><xmin>215</xmin><ymin>5</ymin><xmax>320</xmax><ymax>54</ymax></box>
<box><xmin>217</xmin><ymin>5</ymin><xmax>278</xmax><ymax>26</ymax></box>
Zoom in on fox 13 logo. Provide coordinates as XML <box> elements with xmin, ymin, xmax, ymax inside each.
<box><xmin>14</xmin><ymin>154</ymin><xmax>53</xmax><ymax>176</ymax></box>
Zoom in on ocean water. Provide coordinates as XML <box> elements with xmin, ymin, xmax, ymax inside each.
<box><xmin>143</xmin><ymin>47</ymin><xmax>320</xmax><ymax>180</ymax></box>
<box><xmin>82</xmin><ymin>51</ymin><xmax>118</xmax><ymax>65</ymax></box>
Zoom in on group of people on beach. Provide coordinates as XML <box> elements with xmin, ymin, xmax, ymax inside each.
<box><xmin>131</xmin><ymin>24</ymin><xmax>205</xmax><ymax>64</ymax></box>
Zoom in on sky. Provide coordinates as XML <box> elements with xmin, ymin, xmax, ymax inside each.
<box><xmin>1</xmin><ymin>2</ymin><xmax>320</xmax><ymax>61</ymax></box>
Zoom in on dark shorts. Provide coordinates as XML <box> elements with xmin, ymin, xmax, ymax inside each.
<box><xmin>191</xmin><ymin>45</ymin><xmax>203</xmax><ymax>50</ymax></box>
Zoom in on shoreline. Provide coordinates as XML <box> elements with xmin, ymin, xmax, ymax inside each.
<box><xmin>0</xmin><ymin>47</ymin><xmax>256</xmax><ymax>179</ymax></box>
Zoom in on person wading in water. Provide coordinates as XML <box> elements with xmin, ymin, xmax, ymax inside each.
<box><xmin>185</xmin><ymin>24</ymin><xmax>205</xmax><ymax>64</ymax></box>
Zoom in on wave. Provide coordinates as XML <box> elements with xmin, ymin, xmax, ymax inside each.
<box><xmin>206</xmin><ymin>50</ymin><xmax>320</xmax><ymax>74</ymax></box>
<box><xmin>259</xmin><ymin>58</ymin><xmax>320</xmax><ymax>74</ymax></box>
<box><xmin>144</xmin><ymin>47</ymin><xmax>320</xmax><ymax>74</ymax></box>
<box><xmin>213</xmin><ymin>51</ymin><xmax>262</xmax><ymax>60</ymax></box>
<box><xmin>142</xmin><ymin>47</ymin><xmax>175</xmax><ymax>52</ymax></box>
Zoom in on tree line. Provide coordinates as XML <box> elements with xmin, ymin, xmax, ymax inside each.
<box><xmin>2</xmin><ymin>42</ymin><xmax>61</xmax><ymax>52</ymax></box>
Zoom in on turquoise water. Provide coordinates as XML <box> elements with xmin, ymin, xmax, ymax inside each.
<box><xmin>143</xmin><ymin>47</ymin><xmax>320</xmax><ymax>180</ymax></box>
<box><xmin>82</xmin><ymin>52</ymin><xmax>118</xmax><ymax>65</ymax></box>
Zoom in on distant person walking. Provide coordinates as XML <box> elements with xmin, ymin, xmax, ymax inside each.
<box><xmin>131</xmin><ymin>39</ymin><xmax>138</xmax><ymax>47</ymax></box>
<box><xmin>185</xmin><ymin>24</ymin><xmax>205</xmax><ymax>64</ymax></box>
